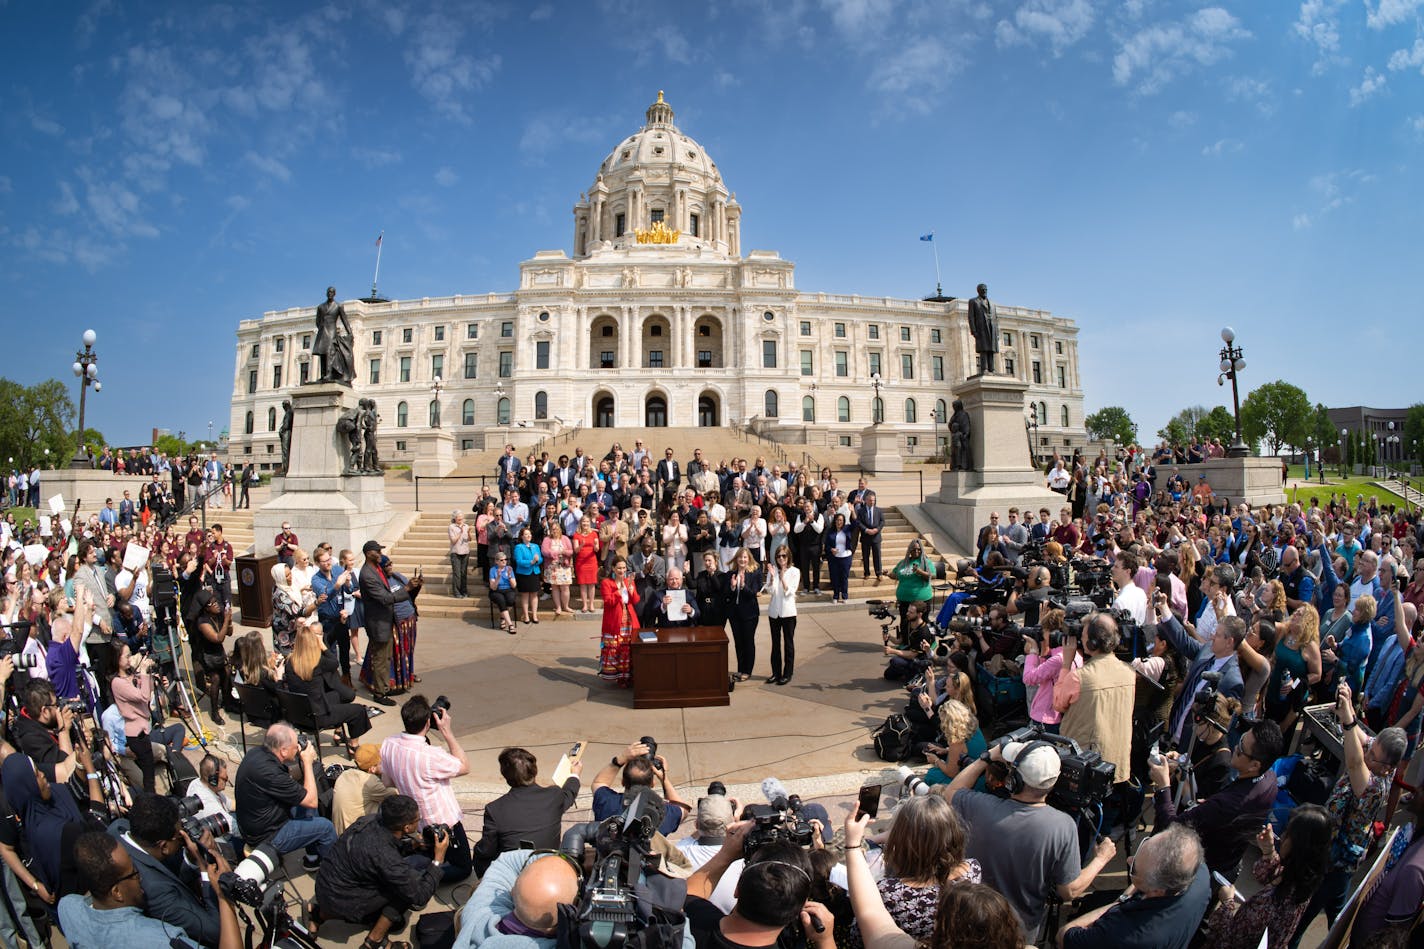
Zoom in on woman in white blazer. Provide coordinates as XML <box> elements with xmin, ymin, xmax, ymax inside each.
<box><xmin>766</xmin><ymin>545</ymin><xmax>801</xmax><ymax>685</ymax></box>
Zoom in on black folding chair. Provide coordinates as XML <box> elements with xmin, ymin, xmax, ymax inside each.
<box><xmin>274</xmin><ymin>688</ymin><xmax>326</xmax><ymax>765</ymax></box>
<box><xmin>232</xmin><ymin>683</ymin><xmax>280</xmax><ymax>754</ymax></box>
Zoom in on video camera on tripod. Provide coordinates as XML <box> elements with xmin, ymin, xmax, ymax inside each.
<box><xmin>995</xmin><ymin>725</ymin><xmax>1116</xmax><ymax>813</ymax></box>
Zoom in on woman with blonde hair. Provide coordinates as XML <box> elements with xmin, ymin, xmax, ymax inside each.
<box><xmin>282</xmin><ymin>620</ymin><xmax>369</xmax><ymax>756</ymax></box>
<box><xmin>1266</xmin><ymin>603</ymin><xmax>1323</xmax><ymax>732</ymax></box>
<box><xmin>922</xmin><ymin>698</ymin><xmax>988</xmax><ymax>787</ymax></box>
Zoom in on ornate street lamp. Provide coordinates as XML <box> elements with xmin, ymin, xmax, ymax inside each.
<box><xmin>1216</xmin><ymin>327</ymin><xmax>1248</xmax><ymax>458</ymax></box>
<box><xmin>1026</xmin><ymin>408</ymin><xmax>1039</xmax><ymax>466</ymax></box>
<box><xmin>430</xmin><ymin>375</ymin><xmax>444</xmax><ymax>428</ymax></box>
<box><xmin>70</xmin><ymin>329</ymin><xmax>99</xmax><ymax>468</ymax></box>
<box><xmin>870</xmin><ymin>372</ymin><xmax>884</xmax><ymax>425</ymax></box>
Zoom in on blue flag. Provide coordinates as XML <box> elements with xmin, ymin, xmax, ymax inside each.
<box><xmin>919</xmin><ymin>232</ymin><xmax>934</xmax><ymax>241</ymax></box>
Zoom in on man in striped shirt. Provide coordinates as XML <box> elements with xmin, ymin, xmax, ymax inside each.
<box><xmin>380</xmin><ymin>694</ymin><xmax>473</xmax><ymax>883</ymax></box>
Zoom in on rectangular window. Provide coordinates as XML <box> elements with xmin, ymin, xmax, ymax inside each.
<box><xmin>834</xmin><ymin>322</ymin><xmax>846</xmax><ymax>338</ymax></box>
<box><xmin>500</xmin><ymin>321</ymin><xmax>513</xmax><ymax>338</ymax></box>
<box><xmin>464</xmin><ymin>352</ymin><xmax>477</xmax><ymax>379</ymax></box>
<box><xmin>272</xmin><ymin>365</ymin><xmax>282</xmax><ymax>388</ymax></box>
<box><xmin>1055</xmin><ymin>340</ymin><xmax>1063</xmax><ymax>354</ymax></box>
<box><xmin>298</xmin><ymin>362</ymin><xmax>309</xmax><ymax>385</ymax></box>
<box><xmin>372</xmin><ymin>330</ymin><xmax>383</xmax><ymax>345</ymax></box>
<box><xmin>930</xmin><ymin>328</ymin><xmax>941</xmax><ymax>344</ymax></box>
<box><xmin>835</xmin><ymin>351</ymin><xmax>848</xmax><ymax>377</ymax></box>
<box><xmin>689</xmin><ymin>213</ymin><xmax>700</xmax><ymax>237</ymax></box>
<box><xmin>648</xmin><ymin>350</ymin><xmax>664</xmax><ymax>368</ymax></box>
<box><xmin>250</xmin><ymin>343</ymin><xmax>259</xmax><ymax>358</ymax></box>
<box><xmin>536</xmin><ymin>341</ymin><xmax>550</xmax><ymax>370</ymax></box>
<box><xmin>466</xmin><ymin>323</ymin><xmax>478</xmax><ymax>340</ymax></box>
<box><xmin>838</xmin><ymin>435</ymin><xmax>853</xmax><ymax>447</ymax></box>
<box><xmin>395</xmin><ymin>440</ymin><xmax>407</xmax><ymax>451</ymax></box>
<box><xmin>301</xmin><ymin>334</ymin><xmax>311</xmax><ymax>350</ymax></box>
<box><xmin>431</xmin><ymin>354</ymin><xmax>443</xmax><ymax>380</ymax></box>
<box><xmin>1002</xmin><ymin>331</ymin><xmax>1012</xmax><ymax>348</ymax></box>
<box><xmin>697</xmin><ymin>350</ymin><xmax>712</xmax><ymax>368</ymax></box>
<box><xmin>650</xmin><ymin>208</ymin><xmax>665</xmax><ymax>224</ymax></box>
<box><xmin>247</xmin><ymin>370</ymin><xmax>257</xmax><ymax>394</ymax></box>
<box><xmin>399</xmin><ymin>356</ymin><xmax>411</xmax><ymax>383</ymax></box>
<box><xmin>906</xmin><ymin>436</ymin><xmax>918</xmax><ymax>448</ymax></box>
<box><xmin>615</xmin><ymin>213</ymin><xmax>626</xmax><ymax>237</ymax></box>
<box><xmin>1031</xmin><ymin>334</ymin><xmax>1040</xmax><ymax>349</ymax></box>
<box><xmin>932</xmin><ymin>355</ymin><xmax>944</xmax><ymax>381</ymax></box>
<box><xmin>369</xmin><ymin>359</ymin><xmax>381</xmax><ymax>384</ymax></box>
<box><xmin>1005</xmin><ymin>357</ymin><xmax>1015</xmax><ymax>375</ymax></box>
<box><xmin>402</xmin><ymin>328</ymin><xmax>413</xmax><ymax>344</ymax></box>
<box><xmin>434</xmin><ymin>325</ymin><xmax>445</xmax><ymax>341</ymax></box>
<box><xmin>869</xmin><ymin>352</ymin><xmax>882</xmax><ymax>376</ymax></box>
<box><xmin>1032</xmin><ymin>361</ymin><xmax>1042</xmax><ymax>384</ymax></box>
<box><xmin>274</xmin><ymin>337</ymin><xmax>284</xmax><ymax>353</ymax></box>
<box><xmin>900</xmin><ymin>326</ymin><xmax>911</xmax><ymax>341</ymax></box>
<box><xmin>762</xmin><ymin>339</ymin><xmax>777</xmax><ymax>368</ymax></box>
<box><xmin>498</xmin><ymin>351</ymin><xmax>512</xmax><ymax>377</ymax></box>
<box><xmin>1057</xmin><ymin>366</ymin><xmax>1066</xmax><ymax>388</ymax></box>
<box><xmin>600</xmin><ymin>351</ymin><xmax>615</xmax><ymax>368</ymax></box>
<box><xmin>800</xmin><ymin>350</ymin><xmax>814</xmax><ymax>376</ymax></box>
<box><xmin>800</xmin><ymin>321</ymin><xmax>812</xmax><ymax>337</ymax></box>
<box><xmin>869</xmin><ymin>325</ymin><xmax>880</xmax><ymax>340</ymax></box>
<box><xmin>901</xmin><ymin>354</ymin><xmax>914</xmax><ymax>379</ymax></box>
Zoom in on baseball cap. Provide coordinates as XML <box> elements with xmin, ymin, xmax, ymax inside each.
<box><xmin>361</xmin><ymin>540</ymin><xmax>383</xmax><ymax>554</ymax></box>
<box><xmin>695</xmin><ymin>795</ymin><xmax>736</xmax><ymax>838</ymax></box>
<box><xmin>354</xmin><ymin>744</ymin><xmax>381</xmax><ymax>771</ymax></box>
<box><xmin>1002</xmin><ymin>741</ymin><xmax>1061</xmax><ymax>790</ymax></box>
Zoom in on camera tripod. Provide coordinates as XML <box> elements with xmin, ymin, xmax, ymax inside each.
<box><xmin>1171</xmin><ymin>727</ymin><xmax>1202</xmax><ymax>813</ymax></box>
<box><xmin>233</xmin><ymin>881</ymin><xmax>322</xmax><ymax>949</ymax></box>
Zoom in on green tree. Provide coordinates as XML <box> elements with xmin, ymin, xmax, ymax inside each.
<box><xmin>1240</xmin><ymin>380</ymin><xmax>1311</xmax><ymax>455</ymax></box>
<box><xmin>1346</xmin><ymin>430</ymin><xmax>1358</xmax><ymax>468</ymax></box>
<box><xmin>1157</xmin><ymin>405</ymin><xmax>1207</xmax><ymax>444</ymax></box>
<box><xmin>1304</xmin><ymin>404</ymin><xmax>1335</xmax><ymax>459</ymax></box>
<box><xmin>153</xmin><ymin>433</ymin><xmax>193</xmax><ymax>458</ymax></box>
<box><xmin>0</xmin><ymin>378</ymin><xmax>77</xmax><ymax>469</ymax></box>
<box><xmin>1404</xmin><ymin>403</ymin><xmax>1424</xmax><ymax>464</ymax></box>
<box><xmin>1085</xmin><ymin>406</ymin><xmax>1137</xmax><ymax>446</ymax></box>
<box><xmin>1197</xmin><ymin>406</ymin><xmax>1237</xmax><ymax>444</ymax></box>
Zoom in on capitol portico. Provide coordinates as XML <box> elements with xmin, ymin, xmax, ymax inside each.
<box><xmin>230</xmin><ymin>92</ymin><xmax>1086</xmax><ymax>466</ymax></box>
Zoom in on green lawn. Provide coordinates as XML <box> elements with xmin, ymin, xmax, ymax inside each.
<box><xmin>1279</xmin><ymin>465</ymin><xmax>1415</xmax><ymax>510</ymax></box>
<box><xmin>4</xmin><ymin>506</ymin><xmax>38</xmax><ymax>526</ymax></box>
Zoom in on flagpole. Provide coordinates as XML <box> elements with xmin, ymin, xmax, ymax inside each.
<box><xmin>931</xmin><ymin>238</ymin><xmax>942</xmax><ymax>298</ymax></box>
<box><xmin>370</xmin><ymin>231</ymin><xmax>383</xmax><ymax>300</ymax></box>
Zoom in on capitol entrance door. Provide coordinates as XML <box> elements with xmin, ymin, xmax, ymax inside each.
<box><xmin>594</xmin><ymin>396</ymin><xmax>615</xmax><ymax>428</ymax></box>
<box><xmin>698</xmin><ymin>394</ymin><xmax>719</xmax><ymax>427</ymax></box>
<box><xmin>645</xmin><ymin>395</ymin><xmax>668</xmax><ymax>428</ymax></box>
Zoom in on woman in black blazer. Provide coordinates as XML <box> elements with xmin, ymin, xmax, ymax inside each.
<box><xmin>282</xmin><ymin>622</ymin><xmax>371</xmax><ymax>756</ymax></box>
<box><xmin>694</xmin><ymin>551</ymin><xmax>727</xmax><ymax>629</ymax></box>
<box><xmin>723</xmin><ymin>547</ymin><xmax>764</xmax><ymax>681</ymax></box>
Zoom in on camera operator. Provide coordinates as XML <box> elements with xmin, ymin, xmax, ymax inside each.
<box><xmin>1147</xmin><ymin>716</ymin><xmax>1284</xmax><ymax>879</ymax></box>
<box><xmin>1058</xmin><ymin>613</ymin><xmax>1136</xmax><ymax>785</ymax></box>
<box><xmin>882</xmin><ymin>602</ymin><xmax>937</xmax><ymax>682</ymax></box>
<box><xmin>58</xmin><ymin>830</ymin><xmax>241</xmax><ymax>948</ymax></box>
<box><xmin>451</xmin><ymin>849</ymin><xmax>582</xmax><ymax>949</ymax></box>
<box><xmin>311</xmin><ymin>794</ymin><xmax>447</xmax><ymax>949</ymax></box>
<box><xmin>10</xmin><ymin>678</ymin><xmax>84</xmax><ymax>782</ymax></box>
<box><xmin>1007</xmin><ymin>565</ymin><xmax>1052</xmax><ymax>626</ymax></box>
<box><xmin>684</xmin><ymin>820</ymin><xmax>834</xmax><ymax>949</ymax></box>
<box><xmin>590</xmin><ymin>740</ymin><xmax>690</xmax><ymax>837</ymax></box>
<box><xmin>233</xmin><ymin>722</ymin><xmax>335</xmax><ymax>868</ymax></box>
<box><xmin>380</xmin><ymin>693</ymin><xmax>473</xmax><ymax>883</ymax></box>
<box><xmin>1150</xmin><ymin>592</ymin><xmax>1245</xmax><ymax>752</ymax></box>
<box><xmin>1022</xmin><ymin>610</ymin><xmax>1080</xmax><ymax>732</ymax></box>
<box><xmin>110</xmin><ymin>792</ymin><xmax>227</xmax><ymax>946</ymax></box>
<box><xmin>943</xmin><ymin>740</ymin><xmax>1116</xmax><ymax>943</ymax></box>
<box><xmin>967</xmin><ymin>604</ymin><xmax>1020</xmax><ymax>661</ymax></box>
<box><xmin>472</xmin><ymin>746</ymin><xmax>582</xmax><ymax>878</ymax></box>
<box><xmin>185</xmin><ymin>755</ymin><xmax>243</xmax><ymax>853</ymax></box>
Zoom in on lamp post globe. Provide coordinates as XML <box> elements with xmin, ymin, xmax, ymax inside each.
<box><xmin>1217</xmin><ymin>329</ymin><xmax>1248</xmax><ymax>458</ymax></box>
<box><xmin>69</xmin><ymin>330</ymin><xmax>101</xmax><ymax>469</ymax></box>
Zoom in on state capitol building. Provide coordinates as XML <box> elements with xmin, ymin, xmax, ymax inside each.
<box><xmin>230</xmin><ymin>93</ymin><xmax>1086</xmax><ymax>468</ymax></box>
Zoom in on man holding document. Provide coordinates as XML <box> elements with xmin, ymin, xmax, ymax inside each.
<box><xmin>652</xmin><ymin>568</ymin><xmax>701</xmax><ymax>628</ymax></box>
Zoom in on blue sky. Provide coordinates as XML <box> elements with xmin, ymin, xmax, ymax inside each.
<box><xmin>2</xmin><ymin>0</ymin><xmax>1421</xmax><ymax>447</ymax></box>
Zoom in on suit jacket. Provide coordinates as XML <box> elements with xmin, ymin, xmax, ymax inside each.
<box><xmin>1155</xmin><ymin>615</ymin><xmax>1245</xmax><ymax>745</ymax></box>
<box><xmin>110</xmin><ymin>820</ymin><xmax>220</xmax><ymax>947</ymax></box>
<box><xmin>854</xmin><ymin>503</ymin><xmax>884</xmax><ymax>543</ymax></box>
<box><xmin>656</xmin><ymin>459</ymin><xmax>681</xmax><ymax>489</ymax></box>
<box><xmin>359</xmin><ymin>561</ymin><xmax>410</xmax><ymax>644</ymax></box>
<box><xmin>472</xmin><ymin>779</ymin><xmax>581</xmax><ymax>876</ymax></box>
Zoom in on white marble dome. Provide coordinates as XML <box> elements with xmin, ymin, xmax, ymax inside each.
<box><xmin>597</xmin><ymin>91</ymin><xmax>721</xmax><ymax>184</ymax></box>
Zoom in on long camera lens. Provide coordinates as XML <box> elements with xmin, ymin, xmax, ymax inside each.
<box><xmin>219</xmin><ymin>843</ymin><xmax>279</xmax><ymax>906</ymax></box>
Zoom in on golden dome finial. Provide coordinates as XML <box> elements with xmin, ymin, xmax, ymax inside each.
<box><xmin>657</xmin><ymin>90</ymin><xmax>665</xmax><ymax>103</ymax></box>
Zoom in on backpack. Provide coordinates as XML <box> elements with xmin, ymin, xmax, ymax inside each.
<box><xmin>872</xmin><ymin>713</ymin><xmax>913</xmax><ymax>761</ymax></box>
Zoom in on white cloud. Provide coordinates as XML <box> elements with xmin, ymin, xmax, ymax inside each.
<box><xmin>1112</xmin><ymin>7</ymin><xmax>1251</xmax><ymax>94</ymax></box>
<box><xmin>1366</xmin><ymin>0</ymin><xmax>1424</xmax><ymax>29</ymax></box>
<box><xmin>1201</xmin><ymin>137</ymin><xmax>1242</xmax><ymax>156</ymax></box>
<box><xmin>30</xmin><ymin>114</ymin><xmax>65</xmax><ymax>136</ymax></box>
<box><xmin>825</xmin><ymin>0</ymin><xmax>898</xmax><ymax>41</ymax></box>
<box><xmin>867</xmin><ymin>36</ymin><xmax>959</xmax><ymax>114</ymax></box>
<box><xmin>995</xmin><ymin>0</ymin><xmax>1095</xmax><ymax>55</ymax></box>
<box><xmin>1389</xmin><ymin>38</ymin><xmax>1424</xmax><ymax>72</ymax></box>
<box><xmin>1168</xmin><ymin>109</ymin><xmax>1197</xmax><ymax>128</ymax></box>
<box><xmin>1293</xmin><ymin>168</ymin><xmax>1376</xmax><ymax>229</ymax></box>
<box><xmin>519</xmin><ymin>114</ymin><xmax>619</xmax><ymax>160</ymax></box>
<box><xmin>529</xmin><ymin>3</ymin><xmax>554</xmax><ymax>20</ymax></box>
<box><xmin>403</xmin><ymin>12</ymin><xmax>501</xmax><ymax>122</ymax></box>
<box><xmin>0</xmin><ymin>176</ymin><xmax>11</xmax><ymax>194</ymax></box>
<box><xmin>351</xmin><ymin>146</ymin><xmax>403</xmax><ymax>169</ymax></box>
<box><xmin>54</xmin><ymin>181</ymin><xmax>80</xmax><ymax>215</ymax></box>
<box><xmin>1225</xmin><ymin>76</ymin><xmax>1275</xmax><ymax>114</ymax></box>
<box><xmin>1292</xmin><ymin>212</ymin><xmax>1313</xmax><ymax>230</ymax></box>
<box><xmin>245</xmin><ymin>151</ymin><xmax>292</xmax><ymax>181</ymax></box>
<box><xmin>1293</xmin><ymin>0</ymin><xmax>1347</xmax><ymax>72</ymax></box>
<box><xmin>1408</xmin><ymin>114</ymin><xmax>1424</xmax><ymax>137</ymax></box>
<box><xmin>434</xmin><ymin>166</ymin><xmax>459</xmax><ymax>187</ymax></box>
<box><xmin>713</xmin><ymin>69</ymin><xmax>740</xmax><ymax>88</ymax></box>
<box><xmin>76</xmin><ymin>167</ymin><xmax>159</xmax><ymax>239</ymax></box>
<box><xmin>1349</xmin><ymin>66</ymin><xmax>1388</xmax><ymax>105</ymax></box>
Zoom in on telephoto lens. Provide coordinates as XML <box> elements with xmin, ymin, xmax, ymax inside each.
<box><xmin>706</xmin><ymin>781</ymin><xmax>727</xmax><ymax>797</ymax></box>
<box><xmin>640</xmin><ymin>735</ymin><xmax>658</xmax><ymax>763</ymax></box>
<box><xmin>183</xmin><ymin>813</ymin><xmax>231</xmax><ymax>840</ymax></box>
<box><xmin>11</xmin><ymin>654</ymin><xmax>40</xmax><ymax>670</ymax></box>
<box><xmin>897</xmin><ymin>766</ymin><xmax>930</xmax><ymax>797</ymax></box>
<box><xmin>175</xmin><ymin>795</ymin><xmax>205</xmax><ymax>819</ymax></box>
<box><xmin>219</xmin><ymin>844</ymin><xmax>280</xmax><ymax>906</ymax></box>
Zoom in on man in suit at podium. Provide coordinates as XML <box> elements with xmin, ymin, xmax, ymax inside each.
<box><xmin>651</xmin><ymin>568</ymin><xmax>701</xmax><ymax>628</ymax></box>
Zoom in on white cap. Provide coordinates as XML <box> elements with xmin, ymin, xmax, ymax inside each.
<box><xmin>1002</xmin><ymin>741</ymin><xmax>1061</xmax><ymax>790</ymax></box>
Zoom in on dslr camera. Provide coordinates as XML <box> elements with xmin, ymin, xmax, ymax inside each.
<box><xmin>176</xmin><ymin>794</ymin><xmax>230</xmax><ymax>841</ymax></box>
<box><xmin>741</xmin><ymin>794</ymin><xmax>816</xmax><ymax>856</ymax></box>
<box><xmin>429</xmin><ymin>695</ymin><xmax>452</xmax><ymax>728</ymax></box>
<box><xmin>422</xmin><ymin>823</ymin><xmax>451</xmax><ymax>849</ymax></box>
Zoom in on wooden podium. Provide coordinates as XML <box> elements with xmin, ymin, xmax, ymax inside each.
<box><xmin>631</xmin><ymin>626</ymin><xmax>730</xmax><ymax>709</ymax></box>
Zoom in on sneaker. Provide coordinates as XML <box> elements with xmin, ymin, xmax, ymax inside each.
<box><xmin>302</xmin><ymin>854</ymin><xmax>321</xmax><ymax>871</ymax></box>
<box><xmin>372</xmin><ymin>694</ymin><xmax>397</xmax><ymax>707</ymax></box>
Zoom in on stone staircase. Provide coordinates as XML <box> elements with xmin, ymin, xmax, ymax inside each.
<box><xmin>1374</xmin><ymin>476</ymin><xmax>1423</xmax><ymax>509</ymax></box>
<box><xmin>388</xmin><ymin>505</ymin><xmax>951</xmax><ymax>620</ymax></box>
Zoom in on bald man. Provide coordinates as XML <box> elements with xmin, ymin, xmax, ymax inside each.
<box><xmin>454</xmin><ymin>851</ymin><xmax>580</xmax><ymax>948</ymax></box>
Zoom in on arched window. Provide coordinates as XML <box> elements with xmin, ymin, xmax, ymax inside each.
<box><xmin>837</xmin><ymin>396</ymin><xmax>851</xmax><ymax>423</ymax></box>
<box><xmin>428</xmin><ymin>400</ymin><xmax>440</xmax><ymax>427</ymax></box>
<box><xmin>396</xmin><ymin>402</ymin><xmax>408</xmax><ymax>427</ymax></box>
<box><xmin>244</xmin><ymin>411</ymin><xmax>254</xmax><ymax>435</ymax></box>
<box><xmin>1037</xmin><ymin>401</ymin><xmax>1048</xmax><ymax>425</ymax></box>
<box><xmin>462</xmin><ymin>399</ymin><xmax>475</xmax><ymax>426</ymax></box>
<box><xmin>1061</xmin><ymin>405</ymin><xmax>1070</xmax><ymax>427</ymax></box>
<box><xmin>905</xmin><ymin>399</ymin><xmax>918</xmax><ymax>423</ymax></box>
<box><xmin>802</xmin><ymin>396</ymin><xmax>816</xmax><ymax>423</ymax></box>
<box><xmin>935</xmin><ymin>399</ymin><xmax>947</xmax><ymax>424</ymax></box>
<box><xmin>764</xmin><ymin>390</ymin><xmax>779</xmax><ymax>418</ymax></box>
<box><xmin>497</xmin><ymin>397</ymin><xmax>511</xmax><ymax>425</ymax></box>
<box><xmin>534</xmin><ymin>391</ymin><xmax>548</xmax><ymax>420</ymax></box>
<box><xmin>267</xmin><ymin>407</ymin><xmax>276</xmax><ymax>431</ymax></box>
<box><xmin>873</xmin><ymin>397</ymin><xmax>884</xmax><ymax>424</ymax></box>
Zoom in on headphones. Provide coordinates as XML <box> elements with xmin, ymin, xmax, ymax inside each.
<box><xmin>521</xmin><ymin>848</ymin><xmax>586</xmax><ymax>886</ymax></box>
<box><xmin>202</xmin><ymin>755</ymin><xmax>223</xmax><ymax>788</ymax></box>
<box><xmin>1002</xmin><ymin>740</ymin><xmax>1057</xmax><ymax>796</ymax></box>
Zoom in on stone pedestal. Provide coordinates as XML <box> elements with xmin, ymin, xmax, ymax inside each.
<box><xmin>857</xmin><ymin>426</ymin><xmax>903</xmax><ymax>474</ymax></box>
<box><xmin>34</xmin><ymin>468</ymin><xmax>124</xmax><ymax>519</ymax></box>
<box><xmin>1156</xmin><ymin>457</ymin><xmax>1286</xmax><ymax>508</ymax></box>
<box><xmin>253</xmin><ymin>382</ymin><xmax>392</xmax><ymax>557</ymax></box>
<box><xmin>410</xmin><ymin>430</ymin><xmax>456</xmax><ymax>479</ymax></box>
<box><xmin>922</xmin><ymin>374</ymin><xmax>1063</xmax><ymax>555</ymax></box>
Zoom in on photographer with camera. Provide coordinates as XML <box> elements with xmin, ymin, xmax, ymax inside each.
<box><xmin>451</xmin><ymin>849</ymin><xmax>582</xmax><ymax>949</ymax></box>
<box><xmin>1057</xmin><ymin>613</ymin><xmax>1136</xmax><ymax>785</ymax></box>
<box><xmin>1022</xmin><ymin>609</ymin><xmax>1080</xmax><ymax>732</ymax></box>
<box><xmin>882</xmin><ymin>602</ymin><xmax>938</xmax><ymax>683</ymax></box>
<box><xmin>381</xmin><ymin>693</ymin><xmax>473</xmax><ymax>883</ymax></box>
<box><xmin>1151</xmin><ymin>591</ymin><xmax>1245</xmax><ymax>752</ymax></box>
<box><xmin>311</xmin><ymin>794</ymin><xmax>447</xmax><ymax>949</ymax></box>
<box><xmin>58</xmin><ymin>830</ymin><xmax>242</xmax><ymax>948</ymax></box>
<box><xmin>1006</xmin><ymin>565</ymin><xmax>1052</xmax><ymax>626</ymax></box>
<box><xmin>233</xmin><ymin>722</ymin><xmax>336</xmax><ymax>868</ymax></box>
<box><xmin>590</xmin><ymin>740</ymin><xmax>690</xmax><ymax>837</ymax></box>
<box><xmin>943</xmin><ymin>740</ymin><xmax>1115</xmax><ymax>943</ymax></box>
<box><xmin>10</xmin><ymin>677</ymin><xmax>85</xmax><ymax>782</ymax></box>
<box><xmin>109</xmin><ymin>791</ymin><xmax>230</xmax><ymax>946</ymax></box>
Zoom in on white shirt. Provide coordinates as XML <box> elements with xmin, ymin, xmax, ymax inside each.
<box><xmin>184</xmin><ymin>778</ymin><xmax>236</xmax><ymax>831</ymax></box>
<box><xmin>116</xmin><ymin>568</ymin><xmax>151</xmax><ymax>622</ymax></box>
<box><xmin>768</xmin><ymin>565</ymin><xmax>800</xmax><ymax>618</ymax></box>
<box><xmin>1194</xmin><ymin>593</ymin><xmax>1236</xmax><ymax>643</ymax></box>
<box><xmin>1112</xmin><ymin>583</ymin><xmax>1148</xmax><ymax>626</ymax></box>
<box><xmin>1048</xmin><ymin>466</ymin><xmax>1070</xmax><ymax>490</ymax></box>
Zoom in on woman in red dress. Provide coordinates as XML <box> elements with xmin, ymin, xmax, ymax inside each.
<box><xmin>598</xmin><ymin>557</ymin><xmax>640</xmax><ymax>687</ymax></box>
<box><xmin>572</xmin><ymin>515</ymin><xmax>601</xmax><ymax>613</ymax></box>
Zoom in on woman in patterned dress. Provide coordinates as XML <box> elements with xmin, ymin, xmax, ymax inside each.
<box><xmin>598</xmin><ymin>557</ymin><xmax>640</xmax><ymax>687</ymax></box>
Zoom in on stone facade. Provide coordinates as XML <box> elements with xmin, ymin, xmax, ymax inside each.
<box><xmin>229</xmin><ymin>93</ymin><xmax>1086</xmax><ymax>468</ymax></box>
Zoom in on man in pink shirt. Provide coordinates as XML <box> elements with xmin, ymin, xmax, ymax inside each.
<box><xmin>380</xmin><ymin>694</ymin><xmax>472</xmax><ymax>883</ymax></box>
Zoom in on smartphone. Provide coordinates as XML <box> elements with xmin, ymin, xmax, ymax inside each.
<box><xmin>568</xmin><ymin>741</ymin><xmax>584</xmax><ymax>759</ymax></box>
<box><xmin>857</xmin><ymin>783</ymin><xmax>881</xmax><ymax>820</ymax></box>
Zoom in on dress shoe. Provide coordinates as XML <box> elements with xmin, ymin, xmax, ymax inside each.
<box><xmin>765</xmin><ymin>675</ymin><xmax>780</xmax><ymax>684</ymax></box>
<box><xmin>341</xmin><ymin>674</ymin><xmax>353</xmax><ymax>689</ymax></box>
<box><xmin>372</xmin><ymin>694</ymin><xmax>397</xmax><ymax>707</ymax></box>
<box><xmin>778</xmin><ymin>675</ymin><xmax>792</xmax><ymax>685</ymax></box>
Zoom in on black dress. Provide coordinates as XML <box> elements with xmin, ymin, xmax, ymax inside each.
<box><xmin>282</xmin><ymin>650</ymin><xmax>370</xmax><ymax>740</ymax></box>
<box><xmin>693</xmin><ymin>570</ymin><xmax>726</xmax><ymax>628</ymax></box>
